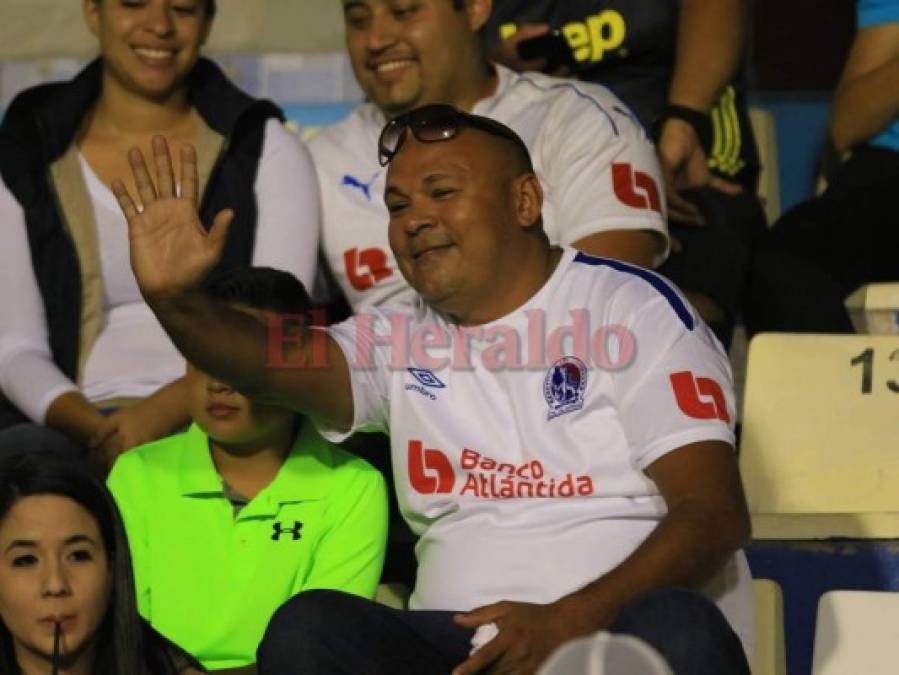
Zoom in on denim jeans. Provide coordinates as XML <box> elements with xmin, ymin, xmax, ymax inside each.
<box><xmin>257</xmin><ymin>587</ymin><xmax>750</xmax><ymax>675</ymax></box>
<box><xmin>0</xmin><ymin>423</ymin><xmax>86</xmax><ymax>464</ymax></box>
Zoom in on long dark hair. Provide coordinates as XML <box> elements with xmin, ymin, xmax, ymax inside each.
<box><xmin>0</xmin><ymin>453</ymin><xmax>194</xmax><ymax>675</ymax></box>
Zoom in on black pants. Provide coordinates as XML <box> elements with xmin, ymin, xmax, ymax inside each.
<box><xmin>659</xmin><ymin>188</ymin><xmax>767</xmax><ymax>348</ymax></box>
<box><xmin>257</xmin><ymin>588</ymin><xmax>750</xmax><ymax>675</ymax></box>
<box><xmin>745</xmin><ymin>145</ymin><xmax>899</xmax><ymax>334</ymax></box>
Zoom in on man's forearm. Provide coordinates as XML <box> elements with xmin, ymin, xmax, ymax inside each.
<box><xmin>668</xmin><ymin>0</ymin><xmax>746</xmax><ymax>112</ymax></box>
<box><xmin>152</xmin><ymin>291</ymin><xmax>272</xmax><ymax>397</ymax></box>
<box><xmin>149</xmin><ymin>290</ymin><xmax>353</xmax><ymax>430</ymax></box>
<box><xmin>558</xmin><ymin>496</ymin><xmax>749</xmax><ymax>627</ymax></box>
<box><xmin>832</xmin><ymin>56</ymin><xmax>899</xmax><ymax>152</ymax></box>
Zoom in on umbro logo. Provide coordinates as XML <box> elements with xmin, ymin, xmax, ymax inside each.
<box><xmin>408</xmin><ymin>368</ymin><xmax>445</xmax><ymax>388</ymax></box>
<box><xmin>405</xmin><ymin>368</ymin><xmax>445</xmax><ymax>401</ymax></box>
<box><xmin>341</xmin><ymin>172</ymin><xmax>379</xmax><ymax>201</ymax></box>
<box><xmin>271</xmin><ymin>520</ymin><xmax>303</xmax><ymax>541</ymax></box>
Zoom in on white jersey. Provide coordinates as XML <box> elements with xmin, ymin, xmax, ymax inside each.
<box><xmin>322</xmin><ymin>247</ymin><xmax>752</xmax><ymax>656</ymax></box>
<box><xmin>309</xmin><ymin>65</ymin><xmax>669</xmax><ymax>311</ymax></box>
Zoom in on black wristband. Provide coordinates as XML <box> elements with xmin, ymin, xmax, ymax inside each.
<box><xmin>653</xmin><ymin>104</ymin><xmax>713</xmax><ymax>153</ymax></box>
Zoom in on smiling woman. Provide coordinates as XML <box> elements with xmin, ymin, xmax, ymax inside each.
<box><xmin>0</xmin><ymin>0</ymin><xmax>320</xmax><ymax>468</ymax></box>
<box><xmin>0</xmin><ymin>452</ymin><xmax>203</xmax><ymax>674</ymax></box>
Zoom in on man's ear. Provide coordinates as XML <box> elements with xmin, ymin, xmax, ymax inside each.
<box><xmin>83</xmin><ymin>0</ymin><xmax>101</xmax><ymax>38</ymax></box>
<box><xmin>465</xmin><ymin>0</ymin><xmax>492</xmax><ymax>33</ymax></box>
<box><xmin>512</xmin><ymin>173</ymin><xmax>543</xmax><ymax>230</ymax></box>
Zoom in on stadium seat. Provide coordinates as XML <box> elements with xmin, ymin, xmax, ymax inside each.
<box><xmin>748</xmin><ymin>107</ymin><xmax>781</xmax><ymax>224</ymax></box>
<box><xmin>536</xmin><ymin>632</ymin><xmax>673</xmax><ymax>675</ymax></box>
<box><xmin>844</xmin><ymin>282</ymin><xmax>899</xmax><ymax>334</ymax></box>
<box><xmin>375</xmin><ymin>582</ymin><xmax>410</xmax><ymax>610</ymax></box>
<box><xmin>811</xmin><ymin>590</ymin><xmax>899</xmax><ymax>674</ymax></box>
<box><xmin>739</xmin><ymin>333</ymin><xmax>899</xmax><ymax>539</ymax></box>
<box><xmin>752</xmin><ymin>579</ymin><xmax>787</xmax><ymax>675</ymax></box>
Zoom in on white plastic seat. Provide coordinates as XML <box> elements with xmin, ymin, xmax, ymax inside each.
<box><xmin>537</xmin><ymin>632</ymin><xmax>673</xmax><ymax>675</ymax></box>
<box><xmin>374</xmin><ymin>582</ymin><xmax>410</xmax><ymax>610</ymax></box>
<box><xmin>752</xmin><ymin>579</ymin><xmax>787</xmax><ymax>675</ymax></box>
<box><xmin>748</xmin><ymin>107</ymin><xmax>781</xmax><ymax>224</ymax></box>
<box><xmin>844</xmin><ymin>282</ymin><xmax>899</xmax><ymax>334</ymax></box>
<box><xmin>811</xmin><ymin>590</ymin><xmax>899</xmax><ymax>674</ymax></box>
<box><xmin>740</xmin><ymin>333</ymin><xmax>899</xmax><ymax>538</ymax></box>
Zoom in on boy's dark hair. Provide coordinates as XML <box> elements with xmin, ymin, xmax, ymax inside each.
<box><xmin>205</xmin><ymin>267</ymin><xmax>311</xmax><ymax>315</ymax></box>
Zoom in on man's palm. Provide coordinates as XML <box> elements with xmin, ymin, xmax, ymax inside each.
<box><xmin>112</xmin><ymin>136</ymin><xmax>232</xmax><ymax>302</ymax></box>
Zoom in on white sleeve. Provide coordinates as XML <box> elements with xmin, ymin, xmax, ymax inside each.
<box><xmin>318</xmin><ymin>309</ymin><xmax>401</xmax><ymax>441</ymax></box>
<box><xmin>539</xmin><ymin>84</ymin><xmax>670</xmax><ymax>264</ymax></box>
<box><xmin>250</xmin><ymin>119</ymin><xmax>321</xmax><ymax>291</ymax></box>
<box><xmin>0</xmin><ymin>182</ymin><xmax>79</xmax><ymax>422</ymax></box>
<box><xmin>611</xmin><ymin>285</ymin><xmax>735</xmax><ymax>470</ymax></box>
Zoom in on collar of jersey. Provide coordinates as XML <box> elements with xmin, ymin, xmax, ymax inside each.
<box><xmin>470</xmin><ymin>62</ymin><xmax>514</xmax><ymax>118</ymax></box>
<box><xmin>176</xmin><ymin>421</ymin><xmax>335</xmax><ymax>510</ymax></box>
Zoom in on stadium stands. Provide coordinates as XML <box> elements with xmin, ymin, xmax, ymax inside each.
<box><xmin>740</xmin><ymin>333</ymin><xmax>899</xmax><ymax>673</ymax></box>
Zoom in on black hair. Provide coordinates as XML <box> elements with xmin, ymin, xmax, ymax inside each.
<box><xmin>205</xmin><ymin>267</ymin><xmax>311</xmax><ymax>316</ymax></box>
<box><xmin>466</xmin><ymin>115</ymin><xmax>535</xmax><ymax>176</ymax></box>
<box><xmin>0</xmin><ymin>454</ymin><xmax>200</xmax><ymax>675</ymax></box>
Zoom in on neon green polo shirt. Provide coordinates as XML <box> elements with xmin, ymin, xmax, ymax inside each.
<box><xmin>107</xmin><ymin>421</ymin><xmax>387</xmax><ymax>671</ymax></box>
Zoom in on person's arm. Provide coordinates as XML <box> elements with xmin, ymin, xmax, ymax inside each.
<box><xmin>303</xmin><ymin>467</ymin><xmax>388</xmax><ymax>597</ymax></box>
<box><xmin>94</xmin><ymin>377</ymin><xmax>192</xmax><ymax>467</ymax></box>
<box><xmin>831</xmin><ymin>21</ymin><xmax>899</xmax><ymax>153</ymax></box>
<box><xmin>658</xmin><ymin>0</ymin><xmax>746</xmax><ymax>223</ymax></box>
<box><xmin>250</xmin><ymin>120</ymin><xmax>321</xmax><ymax>290</ymax></box>
<box><xmin>452</xmin><ymin>440</ymin><xmax>748</xmax><ymax>675</ymax></box>
<box><xmin>547</xmin><ymin>87</ymin><xmax>669</xmax><ymax>267</ymax></box>
<box><xmin>44</xmin><ymin>391</ymin><xmax>106</xmax><ymax>447</ymax></box>
<box><xmin>571</xmin><ymin>230</ymin><xmax>660</xmax><ymax>269</ymax></box>
<box><xmin>0</xmin><ymin>182</ymin><xmax>97</xmax><ymax>437</ymax></box>
<box><xmin>114</xmin><ymin>137</ymin><xmax>354</xmax><ymax>432</ymax></box>
<box><xmin>667</xmin><ymin>0</ymin><xmax>746</xmax><ymax>116</ymax></box>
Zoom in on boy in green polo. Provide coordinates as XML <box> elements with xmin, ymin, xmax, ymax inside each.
<box><xmin>107</xmin><ymin>267</ymin><xmax>387</xmax><ymax>672</ymax></box>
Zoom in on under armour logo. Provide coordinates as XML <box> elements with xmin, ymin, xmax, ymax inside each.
<box><xmin>341</xmin><ymin>173</ymin><xmax>378</xmax><ymax>201</ymax></box>
<box><xmin>344</xmin><ymin>247</ymin><xmax>393</xmax><ymax>291</ymax></box>
<box><xmin>669</xmin><ymin>371</ymin><xmax>730</xmax><ymax>423</ymax></box>
<box><xmin>611</xmin><ymin>162</ymin><xmax>662</xmax><ymax>214</ymax></box>
<box><xmin>408</xmin><ymin>439</ymin><xmax>455</xmax><ymax>495</ymax></box>
<box><xmin>271</xmin><ymin>521</ymin><xmax>303</xmax><ymax>541</ymax></box>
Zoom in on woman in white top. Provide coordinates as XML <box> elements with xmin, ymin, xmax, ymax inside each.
<box><xmin>0</xmin><ymin>0</ymin><xmax>319</xmax><ymax>467</ymax></box>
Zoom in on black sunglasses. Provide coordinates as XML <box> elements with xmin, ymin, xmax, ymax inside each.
<box><xmin>377</xmin><ymin>104</ymin><xmax>531</xmax><ymax>167</ymax></box>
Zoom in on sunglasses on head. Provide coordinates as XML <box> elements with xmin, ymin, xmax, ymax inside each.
<box><xmin>377</xmin><ymin>104</ymin><xmax>531</xmax><ymax>167</ymax></box>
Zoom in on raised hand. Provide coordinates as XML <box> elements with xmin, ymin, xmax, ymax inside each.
<box><xmin>112</xmin><ymin>135</ymin><xmax>234</xmax><ymax>303</ymax></box>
